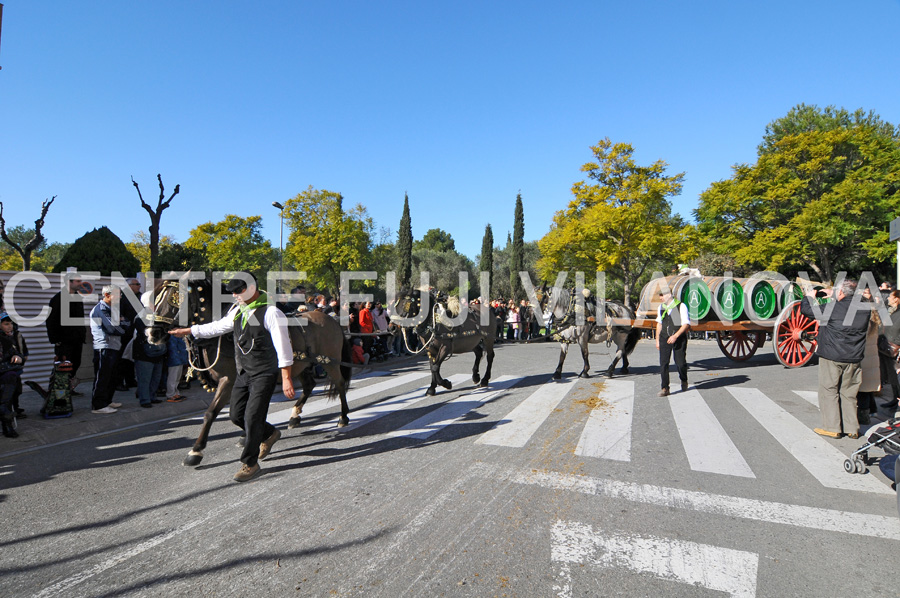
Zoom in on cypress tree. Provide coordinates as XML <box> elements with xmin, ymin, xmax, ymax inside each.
<box><xmin>53</xmin><ymin>226</ymin><xmax>141</xmax><ymax>277</ymax></box>
<box><xmin>479</xmin><ymin>224</ymin><xmax>494</xmax><ymax>300</ymax></box>
<box><xmin>397</xmin><ymin>193</ymin><xmax>413</xmax><ymax>288</ymax></box>
<box><xmin>510</xmin><ymin>193</ymin><xmax>525</xmax><ymax>301</ymax></box>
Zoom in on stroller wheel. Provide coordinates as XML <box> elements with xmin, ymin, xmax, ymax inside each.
<box><xmin>844</xmin><ymin>458</ymin><xmax>856</xmax><ymax>474</ymax></box>
<box><xmin>855</xmin><ymin>460</ymin><xmax>867</xmax><ymax>474</ymax></box>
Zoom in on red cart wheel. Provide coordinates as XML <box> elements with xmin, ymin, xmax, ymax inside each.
<box><xmin>716</xmin><ymin>330</ymin><xmax>763</xmax><ymax>362</ymax></box>
<box><xmin>773</xmin><ymin>300</ymin><xmax>818</xmax><ymax>367</ymax></box>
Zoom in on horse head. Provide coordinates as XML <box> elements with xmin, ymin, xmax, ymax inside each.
<box><xmin>389</xmin><ymin>287</ymin><xmax>432</xmax><ymax>329</ymax></box>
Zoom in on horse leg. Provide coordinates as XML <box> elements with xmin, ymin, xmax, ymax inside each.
<box><xmin>578</xmin><ymin>339</ymin><xmax>591</xmax><ymax>378</ymax></box>
<box><xmin>321</xmin><ymin>361</ymin><xmax>351</xmax><ymax>427</ymax></box>
<box><xmin>480</xmin><ymin>339</ymin><xmax>494</xmax><ymax>387</ymax></box>
<box><xmin>620</xmin><ymin>353</ymin><xmax>630</xmax><ymax>375</ymax></box>
<box><xmin>553</xmin><ymin>344</ymin><xmax>567</xmax><ymax>380</ymax></box>
<box><xmin>288</xmin><ymin>367</ymin><xmax>316</xmax><ymax>429</ymax></box>
<box><xmin>183</xmin><ymin>376</ymin><xmax>232</xmax><ymax>467</ymax></box>
<box><xmin>605</xmin><ymin>349</ymin><xmax>622</xmax><ymax>378</ymax></box>
<box><xmin>472</xmin><ymin>344</ymin><xmax>483</xmax><ymax>385</ymax></box>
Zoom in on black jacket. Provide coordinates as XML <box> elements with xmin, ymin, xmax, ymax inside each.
<box><xmin>47</xmin><ymin>291</ymin><xmax>87</xmax><ymax>345</ymax></box>
<box><xmin>799</xmin><ymin>296</ymin><xmax>870</xmax><ymax>363</ymax></box>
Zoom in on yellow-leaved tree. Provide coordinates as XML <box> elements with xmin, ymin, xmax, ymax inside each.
<box><xmin>537</xmin><ymin>139</ymin><xmax>697</xmax><ymax>306</ymax></box>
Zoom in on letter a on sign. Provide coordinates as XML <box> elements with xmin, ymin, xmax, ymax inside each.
<box><xmin>690</xmin><ymin>290</ymin><xmax>700</xmax><ymax>307</ymax></box>
<box><xmin>723</xmin><ymin>292</ymin><xmax>734</xmax><ymax>308</ymax></box>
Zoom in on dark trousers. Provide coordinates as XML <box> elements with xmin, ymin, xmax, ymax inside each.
<box><xmin>230</xmin><ymin>369</ymin><xmax>278</xmax><ymax>468</ymax></box>
<box><xmin>92</xmin><ymin>349</ymin><xmax>120</xmax><ymax>410</ymax></box>
<box><xmin>114</xmin><ymin>357</ymin><xmax>137</xmax><ymax>388</ymax></box>
<box><xmin>659</xmin><ymin>336</ymin><xmax>688</xmax><ymax>390</ymax></box>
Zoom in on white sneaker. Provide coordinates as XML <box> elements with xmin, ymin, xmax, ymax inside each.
<box><xmin>91</xmin><ymin>406</ymin><xmax>118</xmax><ymax>414</ymax></box>
<box><xmin>109</xmin><ymin>402</ymin><xmax>123</xmax><ymax>409</ymax></box>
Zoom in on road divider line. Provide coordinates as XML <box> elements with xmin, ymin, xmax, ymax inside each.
<box><xmin>670</xmin><ymin>390</ymin><xmax>755</xmax><ymax>478</ymax></box>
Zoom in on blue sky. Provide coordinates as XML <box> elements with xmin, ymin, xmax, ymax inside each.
<box><xmin>1</xmin><ymin>1</ymin><xmax>899</xmax><ymax>261</ymax></box>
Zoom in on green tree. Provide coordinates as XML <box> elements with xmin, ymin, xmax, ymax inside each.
<box><xmin>510</xmin><ymin>193</ymin><xmax>525</xmax><ymax>302</ymax></box>
<box><xmin>537</xmin><ymin>139</ymin><xmax>690</xmax><ymax>306</ymax></box>
<box><xmin>283</xmin><ymin>186</ymin><xmax>373</xmax><ymax>296</ymax></box>
<box><xmin>0</xmin><ymin>225</ymin><xmax>70</xmax><ymax>272</ymax></box>
<box><xmin>397</xmin><ymin>193</ymin><xmax>413</xmax><ymax>288</ymax></box>
<box><xmin>157</xmin><ymin>242</ymin><xmax>205</xmax><ymax>273</ymax></box>
<box><xmin>53</xmin><ymin>227</ymin><xmax>141</xmax><ymax>276</ymax></box>
<box><xmin>412</xmin><ymin>248</ymin><xmax>475</xmax><ymax>296</ymax></box>
<box><xmin>126</xmin><ymin>230</ymin><xmax>178</xmax><ymax>273</ymax></box>
<box><xmin>478</xmin><ymin>224</ymin><xmax>494</xmax><ymax>298</ymax></box>
<box><xmin>185</xmin><ymin>215</ymin><xmax>277</xmax><ymax>279</ymax></box>
<box><xmin>695</xmin><ymin>105</ymin><xmax>900</xmax><ymax>283</ymax></box>
<box><xmin>493</xmin><ymin>240</ymin><xmax>541</xmax><ymax>300</ymax></box>
<box><xmin>414</xmin><ymin>228</ymin><xmax>456</xmax><ymax>253</ymax></box>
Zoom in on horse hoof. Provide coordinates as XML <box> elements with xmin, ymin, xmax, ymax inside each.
<box><xmin>338</xmin><ymin>417</ymin><xmax>349</xmax><ymax>428</ymax></box>
<box><xmin>472</xmin><ymin>374</ymin><xmax>481</xmax><ymax>384</ymax></box>
<box><xmin>183</xmin><ymin>451</ymin><xmax>203</xmax><ymax>467</ymax></box>
<box><xmin>441</xmin><ymin>380</ymin><xmax>453</xmax><ymax>390</ymax></box>
<box><xmin>620</xmin><ymin>368</ymin><xmax>629</xmax><ymax>375</ymax></box>
<box><xmin>552</xmin><ymin>372</ymin><xmax>562</xmax><ymax>380</ymax></box>
<box><xmin>288</xmin><ymin>417</ymin><xmax>301</xmax><ymax>429</ymax></box>
<box><xmin>479</xmin><ymin>380</ymin><xmax>489</xmax><ymax>388</ymax></box>
<box><xmin>578</xmin><ymin>372</ymin><xmax>591</xmax><ymax>379</ymax></box>
<box><xmin>426</xmin><ymin>387</ymin><xmax>437</xmax><ymax>396</ymax></box>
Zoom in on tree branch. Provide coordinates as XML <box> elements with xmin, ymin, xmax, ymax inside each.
<box><xmin>0</xmin><ymin>201</ymin><xmax>24</xmax><ymax>257</ymax></box>
<box><xmin>156</xmin><ymin>173</ymin><xmax>180</xmax><ymax>212</ymax></box>
<box><xmin>132</xmin><ymin>176</ymin><xmax>156</xmax><ymax>217</ymax></box>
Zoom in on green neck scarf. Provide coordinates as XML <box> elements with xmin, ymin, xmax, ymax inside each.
<box><xmin>661</xmin><ymin>298</ymin><xmax>682</xmax><ymax>321</ymax></box>
<box><xmin>236</xmin><ymin>291</ymin><xmax>269</xmax><ymax>329</ymax></box>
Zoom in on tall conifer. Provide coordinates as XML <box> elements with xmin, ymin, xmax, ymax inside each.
<box><xmin>479</xmin><ymin>224</ymin><xmax>494</xmax><ymax>299</ymax></box>
<box><xmin>397</xmin><ymin>193</ymin><xmax>413</xmax><ymax>288</ymax></box>
<box><xmin>510</xmin><ymin>193</ymin><xmax>525</xmax><ymax>302</ymax></box>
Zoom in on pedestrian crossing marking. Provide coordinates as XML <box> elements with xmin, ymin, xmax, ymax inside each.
<box><xmin>310</xmin><ymin>373</ymin><xmax>471</xmax><ymax>433</ymax></box>
<box><xmin>476</xmin><ymin>378</ymin><xmax>577</xmax><ymax>447</ymax></box>
<box><xmin>267</xmin><ymin>372</ymin><xmax>431</xmax><ymax>426</ymax></box>
<box><xmin>727</xmin><ymin>387</ymin><xmax>893</xmax><ymax>494</ymax></box>
<box><xmin>551</xmin><ymin>520</ymin><xmax>759</xmax><ymax>598</ymax></box>
<box><xmin>574</xmin><ymin>379</ymin><xmax>633</xmax><ymax>461</ymax></box>
<box><xmin>387</xmin><ymin>375</ymin><xmax>519</xmax><ymax>440</ymax></box>
<box><xmin>506</xmin><ymin>468</ymin><xmax>900</xmax><ymax>541</ymax></box>
<box><xmin>671</xmin><ymin>390</ymin><xmax>755</xmax><ymax>478</ymax></box>
<box><xmin>793</xmin><ymin>390</ymin><xmax>818</xmax><ymax>407</ymax></box>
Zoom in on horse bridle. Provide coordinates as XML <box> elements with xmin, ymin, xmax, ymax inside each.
<box><xmin>150</xmin><ymin>280</ymin><xmax>182</xmax><ymax>326</ymax></box>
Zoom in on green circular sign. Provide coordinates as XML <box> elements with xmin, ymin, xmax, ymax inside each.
<box><xmin>680</xmin><ymin>278</ymin><xmax>711</xmax><ymax>320</ymax></box>
<box><xmin>715</xmin><ymin>280</ymin><xmax>744</xmax><ymax>320</ymax></box>
<box><xmin>745</xmin><ymin>280</ymin><xmax>776</xmax><ymax>319</ymax></box>
<box><xmin>779</xmin><ymin>282</ymin><xmax>803</xmax><ymax>311</ymax></box>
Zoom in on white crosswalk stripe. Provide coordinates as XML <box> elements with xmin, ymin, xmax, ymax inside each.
<box><xmin>574</xmin><ymin>379</ymin><xmax>633</xmax><ymax>461</ymax></box>
<box><xmin>387</xmin><ymin>375</ymin><xmax>519</xmax><ymax>440</ymax></box>
<box><xmin>793</xmin><ymin>390</ymin><xmax>819</xmax><ymax>407</ymax></box>
<box><xmin>476</xmin><ymin>378</ymin><xmax>576</xmax><ymax>447</ymax></box>
<box><xmin>728</xmin><ymin>387</ymin><xmax>893</xmax><ymax>494</ymax></box>
<box><xmin>310</xmin><ymin>373</ymin><xmax>471</xmax><ymax>433</ymax></box>
<box><xmin>670</xmin><ymin>390</ymin><xmax>755</xmax><ymax>478</ymax></box>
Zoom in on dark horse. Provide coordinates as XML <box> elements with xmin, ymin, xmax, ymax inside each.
<box><xmin>389</xmin><ymin>290</ymin><xmax>496</xmax><ymax>395</ymax></box>
<box><xmin>544</xmin><ymin>288</ymin><xmax>640</xmax><ymax>379</ymax></box>
<box><xmin>150</xmin><ymin>273</ymin><xmax>352</xmax><ymax>467</ymax></box>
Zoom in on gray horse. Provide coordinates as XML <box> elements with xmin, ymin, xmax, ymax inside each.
<box><xmin>545</xmin><ymin>288</ymin><xmax>640</xmax><ymax>379</ymax></box>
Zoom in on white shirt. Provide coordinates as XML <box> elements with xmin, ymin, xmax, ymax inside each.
<box><xmin>191</xmin><ymin>304</ymin><xmax>294</xmax><ymax>369</ymax></box>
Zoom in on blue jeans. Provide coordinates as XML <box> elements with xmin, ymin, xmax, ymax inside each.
<box><xmin>879</xmin><ymin>454</ymin><xmax>897</xmax><ymax>484</ymax></box>
<box><xmin>135</xmin><ymin>360</ymin><xmax>163</xmax><ymax>406</ymax></box>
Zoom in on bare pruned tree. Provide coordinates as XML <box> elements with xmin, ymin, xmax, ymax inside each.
<box><xmin>132</xmin><ymin>174</ymin><xmax>180</xmax><ymax>274</ymax></box>
<box><xmin>0</xmin><ymin>196</ymin><xmax>56</xmax><ymax>270</ymax></box>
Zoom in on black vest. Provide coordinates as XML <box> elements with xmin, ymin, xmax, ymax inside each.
<box><xmin>233</xmin><ymin>305</ymin><xmax>278</xmax><ymax>376</ymax></box>
<box><xmin>659</xmin><ymin>301</ymin><xmax>687</xmax><ymax>339</ymax></box>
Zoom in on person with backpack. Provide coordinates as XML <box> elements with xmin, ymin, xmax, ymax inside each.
<box><xmin>132</xmin><ymin>314</ymin><xmax>167</xmax><ymax>408</ymax></box>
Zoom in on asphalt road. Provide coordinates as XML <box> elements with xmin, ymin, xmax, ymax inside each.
<box><xmin>1</xmin><ymin>338</ymin><xmax>898</xmax><ymax>597</ymax></box>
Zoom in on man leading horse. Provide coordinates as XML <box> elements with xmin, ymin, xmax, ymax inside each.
<box><xmin>170</xmin><ymin>272</ymin><xmax>294</xmax><ymax>483</ymax></box>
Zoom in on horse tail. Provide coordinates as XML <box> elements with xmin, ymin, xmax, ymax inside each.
<box><xmin>623</xmin><ymin>327</ymin><xmax>640</xmax><ymax>356</ymax></box>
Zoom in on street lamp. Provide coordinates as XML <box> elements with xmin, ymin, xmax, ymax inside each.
<box><xmin>272</xmin><ymin>202</ymin><xmax>284</xmax><ymax>291</ymax></box>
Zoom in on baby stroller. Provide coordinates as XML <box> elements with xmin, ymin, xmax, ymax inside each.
<box><xmin>843</xmin><ymin>418</ymin><xmax>900</xmax><ymax>475</ymax></box>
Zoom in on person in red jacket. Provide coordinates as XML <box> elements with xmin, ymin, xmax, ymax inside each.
<box><xmin>358</xmin><ymin>301</ymin><xmax>375</xmax><ymax>353</ymax></box>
